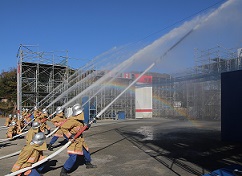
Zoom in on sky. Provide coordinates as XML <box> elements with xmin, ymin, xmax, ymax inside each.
<box><xmin>0</xmin><ymin>0</ymin><xmax>238</xmax><ymax>72</ymax></box>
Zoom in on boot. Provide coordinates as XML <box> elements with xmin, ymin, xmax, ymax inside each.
<box><xmin>60</xmin><ymin>167</ymin><xmax>69</xmax><ymax>176</ymax></box>
<box><xmin>47</xmin><ymin>144</ymin><xmax>53</xmax><ymax>151</ymax></box>
<box><xmin>86</xmin><ymin>162</ymin><xmax>97</xmax><ymax>169</ymax></box>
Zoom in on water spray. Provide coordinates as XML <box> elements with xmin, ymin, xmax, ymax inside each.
<box><xmin>5</xmin><ymin>22</ymin><xmax>196</xmax><ymax>176</ymax></box>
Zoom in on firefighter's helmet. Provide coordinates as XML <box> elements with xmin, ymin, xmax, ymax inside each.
<box><xmin>72</xmin><ymin>103</ymin><xmax>83</xmax><ymax>116</ymax></box>
<box><xmin>32</xmin><ymin>121</ymin><xmax>40</xmax><ymax>129</ymax></box>
<box><xmin>31</xmin><ymin>132</ymin><xmax>46</xmax><ymax>145</ymax></box>
<box><xmin>56</xmin><ymin>106</ymin><xmax>63</xmax><ymax>114</ymax></box>
<box><xmin>11</xmin><ymin>121</ymin><xmax>16</xmax><ymax>126</ymax></box>
<box><xmin>42</xmin><ymin>108</ymin><xmax>48</xmax><ymax>114</ymax></box>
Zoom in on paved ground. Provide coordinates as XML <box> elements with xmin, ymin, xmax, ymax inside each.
<box><xmin>0</xmin><ymin>117</ymin><xmax>242</xmax><ymax>176</ymax></box>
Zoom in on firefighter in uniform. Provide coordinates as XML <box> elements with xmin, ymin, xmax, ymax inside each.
<box><xmin>12</xmin><ymin>114</ymin><xmax>18</xmax><ymax>123</ymax></box>
<box><xmin>5</xmin><ymin>114</ymin><xmax>12</xmax><ymax>127</ymax></box>
<box><xmin>26</xmin><ymin>121</ymin><xmax>41</xmax><ymax>145</ymax></box>
<box><xmin>47</xmin><ymin>106</ymin><xmax>68</xmax><ymax>151</ymax></box>
<box><xmin>36</xmin><ymin>108</ymin><xmax>51</xmax><ymax>135</ymax></box>
<box><xmin>11</xmin><ymin>132</ymin><xmax>47</xmax><ymax>176</ymax></box>
<box><xmin>33</xmin><ymin>106</ymin><xmax>41</xmax><ymax>119</ymax></box>
<box><xmin>23</xmin><ymin>109</ymin><xmax>32</xmax><ymax>124</ymax></box>
<box><xmin>60</xmin><ymin>103</ymin><xmax>97</xmax><ymax>176</ymax></box>
<box><xmin>6</xmin><ymin>121</ymin><xmax>19</xmax><ymax>138</ymax></box>
<box><xmin>17</xmin><ymin>115</ymin><xmax>25</xmax><ymax>132</ymax></box>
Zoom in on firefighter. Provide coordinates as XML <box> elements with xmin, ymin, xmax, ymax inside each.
<box><xmin>60</xmin><ymin>103</ymin><xmax>97</xmax><ymax>176</ymax></box>
<box><xmin>26</xmin><ymin>121</ymin><xmax>41</xmax><ymax>145</ymax></box>
<box><xmin>36</xmin><ymin>108</ymin><xmax>51</xmax><ymax>135</ymax></box>
<box><xmin>5</xmin><ymin>114</ymin><xmax>12</xmax><ymax>127</ymax></box>
<box><xmin>22</xmin><ymin>108</ymin><xmax>26</xmax><ymax>117</ymax></box>
<box><xmin>12</xmin><ymin>114</ymin><xmax>18</xmax><ymax>123</ymax></box>
<box><xmin>17</xmin><ymin>115</ymin><xmax>25</xmax><ymax>132</ymax></box>
<box><xmin>47</xmin><ymin>106</ymin><xmax>68</xmax><ymax>151</ymax></box>
<box><xmin>23</xmin><ymin>109</ymin><xmax>32</xmax><ymax>124</ymax></box>
<box><xmin>6</xmin><ymin>121</ymin><xmax>19</xmax><ymax>138</ymax></box>
<box><xmin>33</xmin><ymin>106</ymin><xmax>41</xmax><ymax>119</ymax></box>
<box><xmin>11</xmin><ymin>132</ymin><xmax>47</xmax><ymax>176</ymax></box>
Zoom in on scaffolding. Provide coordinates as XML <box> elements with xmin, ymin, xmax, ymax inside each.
<box><xmin>17</xmin><ymin>45</ymin><xmax>242</xmax><ymax>120</ymax></box>
<box><xmin>17</xmin><ymin>45</ymin><xmax>72</xmax><ymax>116</ymax></box>
<box><xmin>152</xmin><ymin>45</ymin><xmax>240</xmax><ymax>120</ymax></box>
<box><xmin>16</xmin><ymin>45</ymin><xmax>135</xmax><ymax>119</ymax></box>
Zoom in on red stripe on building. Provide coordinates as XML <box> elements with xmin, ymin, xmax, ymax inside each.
<box><xmin>135</xmin><ymin>109</ymin><xmax>152</xmax><ymax>112</ymax></box>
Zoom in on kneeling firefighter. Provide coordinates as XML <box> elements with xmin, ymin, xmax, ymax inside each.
<box><xmin>11</xmin><ymin>132</ymin><xmax>47</xmax><ymax>176</ymax></box>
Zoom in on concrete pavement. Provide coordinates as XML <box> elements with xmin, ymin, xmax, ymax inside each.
<box><xmin>0</xmin><ymin>117</ymin><xmax>241</xmax><ymax>176</ymax></box>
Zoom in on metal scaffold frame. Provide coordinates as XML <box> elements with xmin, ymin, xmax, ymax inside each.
<box><xmin>152</xmin><ymin>45</ymin><xmax>240</xmax><ymax>120</ymax></box>
<box><xmin>16</xmin><ymin>45</ymin><xmax>71</xmax><ymax>116</ymax></box>
<box><xmin>16</xmin><ymin>45</ymin><xmax>135</xmax><ymax>119</ymax></box>
<box><xmin>16</xmin><ymin>44</ymin><xmax>242</xmax><ymax>120</ymax></box>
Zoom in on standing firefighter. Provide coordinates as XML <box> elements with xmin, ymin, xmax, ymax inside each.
<box><xmin>33</xmin><ymin>106</ymin><xmax>41</xmax><ymax>119</ymax></box>
<box><xmin>36</xmin><ymin>108</ymin><xmax>51</xmax><ymax>135</ymax></box>
<box><xmin>11</xmin><ymin>132</ymin><xmax>47</xmax><ymax>176</ymax></box>
<box><xmin>60</xmin><ymin>103</ymin><xmax>97</xmax><ymax>176</ymax></box>
<box><xmin>47</xmin><ymin>106</ymin><xmax>68</xmax><ymax>151</ymax></box>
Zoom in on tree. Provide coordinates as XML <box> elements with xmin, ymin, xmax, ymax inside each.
<box><xmin>0</xmin><ymin>68</ymin><xmax>17</xmax><ymax>116</ymax></box>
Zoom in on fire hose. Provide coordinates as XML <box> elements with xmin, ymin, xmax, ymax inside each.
<box><xmin>5</xmin><ymin>27</ymin><xmax>194</xmax><ymax>175</ymax></box>
<box><xmin>0</xmin><ymin>131</ymin><xmax>28</xmax><ymax>143</ymax></box>
<box><xmin>0</xmin><ymin>127</ymin><xmax>59</xmax><ymax>160</ymax></box>
<box><xmin>0</xmin><ymin>118</ymin><xmax>66</xmax><ymax>160</ymax></box>
<box><xmin>5</xmin><ymin>118</ymin><xmax>94</xmax><ymax>176</ymax></box>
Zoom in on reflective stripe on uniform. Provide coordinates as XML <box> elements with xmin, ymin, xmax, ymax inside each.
<box><xmin>54</xmin><ymin>134</ymin><xmax>63</xmax><ymax>137</ymax></box>
<box><xmin>12</xmin><ymin>164</ymin><xmax>21</xmax><ymax>170</ymax></box>
<box><xmin>27</xmin><ymin>156</ymin><xmax>36</xmax><ymax>163</ymax></box>
<box><xmin>67</xmin><ymin>150</ymin><xmax>84</xmax><ymax>155</ymax></box>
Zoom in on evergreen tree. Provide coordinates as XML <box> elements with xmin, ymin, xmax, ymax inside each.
<box><xmin>0</xmin><ymin>68</ymin><xmax>17</xmax><ymax>116</ymax></box>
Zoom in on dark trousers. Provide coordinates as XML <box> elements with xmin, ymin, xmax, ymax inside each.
<box><xmin>49</xmin><ymin>134</ymin><xmax>68</xmax><ymax>145</ymax></box>
<box><xmin>64</xmin><ymin>147</ymin><xmax>91</xmax><ymax>171</ymax></box>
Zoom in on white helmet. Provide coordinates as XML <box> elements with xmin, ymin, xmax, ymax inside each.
<box><xmin>13</xmin><ymin>114</ymin><xmax>17</xmax><ymax>118</ymax></box>
<box><xmin>31</xmin><ymin>132</ymin><xmax>46</xmax><ymax>146</ymax></box>
<box><xmin>32</xmin><ymin>121</ymin><xmax>40</xmax><ymax>129</ymax></box>
<box><xmin>8</xmin><ymin>114</ymin><xmax>12</xmax><ymax>118</ymax></box>
<box><xmin>42</xmin><ymin>108</ymin><xmax>48</xmax><ymax>114</ymax></box>
<box><xmin>56</xmin><ymin>106</ymin><xmax>63</xmax><ymax>114</ymax></box>
<box><xmin>72</xmin><ymin>103</ymin><xmax>83</xmax><ymax>116</ymax></box>
<box><xmin>34</xmin><ymin>106</ymin><xmax>38</xmax><ymax>111</ymax></box>
<box><xmin>11</xmin><ymin>121</ymin><xmax>16</xmax><ymax>126</ymax></box>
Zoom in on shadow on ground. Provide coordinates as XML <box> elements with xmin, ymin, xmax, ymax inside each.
<box><xmin>116</xmin><ymin>126</ymin><xmax>242</xmax><ymax>176</ymax></box>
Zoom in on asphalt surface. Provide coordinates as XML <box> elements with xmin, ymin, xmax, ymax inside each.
<box><xmin>0</xmin><ymin>117</ymin><xmax>242</xmax><ymax>176</ymax></box>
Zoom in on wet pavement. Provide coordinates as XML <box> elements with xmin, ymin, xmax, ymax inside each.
<box><xmin>0</xmin><ymin>117</ymin><xmax>242</xmax><ymax>176</ymax></box>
